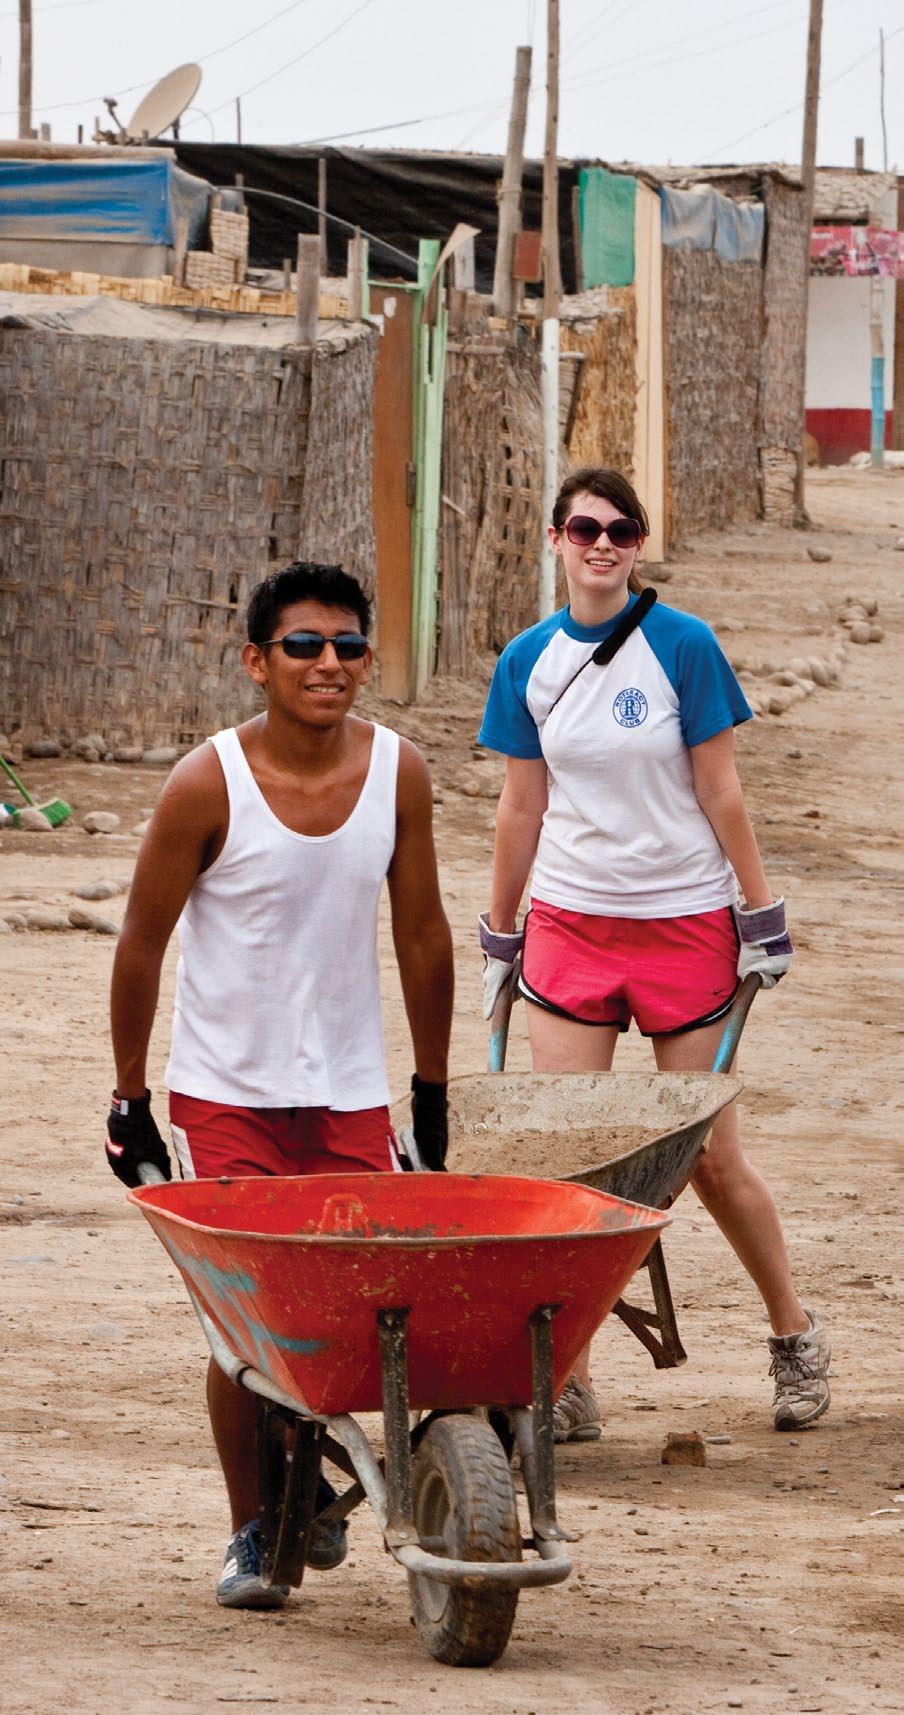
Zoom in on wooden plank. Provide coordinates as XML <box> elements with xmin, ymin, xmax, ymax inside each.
<box><xmin>295</xmin><ymin>235</ymin><xmax>320</xmax><ymax>345</ymax></box>
<box><xmin>632</xmin><ymin>181</ymin><xmax>665</xmax><ymax>562</ymax></box>
<box><xmin>371</xmin><ymin>285</ymin><xmax>415</xmax><ymax>701</ymax></box>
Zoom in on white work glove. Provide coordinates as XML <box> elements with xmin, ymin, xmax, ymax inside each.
<box><xmin>478</xmin><ymin>911</ymin><xmax>524</xmax><ymax>1021</ymax></box>
<box><xmin>733</xmin><ymin>897</ymin><xmax>794</xmax><ymax>989</ymax></box>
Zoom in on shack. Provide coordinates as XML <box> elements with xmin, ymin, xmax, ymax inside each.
<box><xmin>0</xmin><ymin>292</ymin><xmax>377</xmax><ymax>747</ymax></box>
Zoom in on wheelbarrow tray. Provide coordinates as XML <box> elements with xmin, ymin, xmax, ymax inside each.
<box><xmin>427</xmin><ymin>1070</ymin><xmax>743</xmax><ymax>1207</ymax></box>
<box><xmin>130</xmin><ymin>1172</ymin><xmax>668</xmax><ymax>1417</ymax></box>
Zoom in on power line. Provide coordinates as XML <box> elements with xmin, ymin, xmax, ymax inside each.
<box><xmin>197</xmin><ymin>0</ymin><xmax>380</xmax><ymax>123</ymax></box>
<box><xmin>220</xmin><ymin>183</ymin><xmax>417</xmax><ymax>270</ymax></box>
<box><xmin>0</xmin><ymin>0</ymin><xmax>98</xmax><ymax>16</ymax></box>
<box><xmin>194</xmin><ymin>0</ymin><xmax>320</xmax><ymax>66</ymax></box>
<box><xmin>563</xmin><ymin>0</ymin><xmax>801</xmax><ymax>83</ymax></box>
<box><xmin>0</xmin><ymin>0</ymin><xmax>334</xmax><ymax>119</ymax></box>
<box><xmin>562</xmin><ymin>0</ymin><xmax>645</xmax><ymax>64</ymax></box>
<box><xmin>706</xmin><ymin>18</ymin><xmax>904</xmax><ymax>158</ymax></box>
<box><xmin>561</xmin><ymin>0</ymin><xmax>860</xmax><ymax>96</ymax></box>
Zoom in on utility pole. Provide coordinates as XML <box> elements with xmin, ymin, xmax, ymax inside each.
<box><xmin>797</xmin><ymin>0</ymin><xmax>823</xmax><ymax>510</ymax></box>
<box><xmin>539</xmin><ymin>0</ymin><xmax>560</xmax><ymax>618</ymax></box>
<box><xmin>492</xmin><ymin>44</ymin><xmax>532</xmax><ymax>317</ymax></box>
<box><xmin>18</xmin><ymin>0</ymin><xmax>33</xmax><ymax>140</ymax></box>
<box><xmin>879</xmin><ymin>28</ymin><xmax>888</xmax><ymax>172</ymax></box>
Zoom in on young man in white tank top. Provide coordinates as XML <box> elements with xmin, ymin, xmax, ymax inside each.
<box><xmin>104</xmin><ymin>562</ymin><xmax>454</xmax><ymax>1610</ymax></box>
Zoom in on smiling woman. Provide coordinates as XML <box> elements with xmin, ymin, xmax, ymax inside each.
<box><xmin>476</xmin><ymin>462</ymin><xmax>830</xmax><ymax>1444</ymax></box>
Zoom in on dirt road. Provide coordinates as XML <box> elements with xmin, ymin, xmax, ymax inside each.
<box><xmin>2</xmin><ymin>467</ymin><xmax>902</xmax><ymax>1714</ymax></box>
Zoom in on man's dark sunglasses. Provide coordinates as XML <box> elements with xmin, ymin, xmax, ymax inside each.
<box><xmin>261</xmin><ymin>630</ymin><xmax>369</xmax><ymax>661</ymax></box>
<box><xmin>563</xmin><ymin>514</ymin><xmax>643</xmax><ymax>549</ymax></box>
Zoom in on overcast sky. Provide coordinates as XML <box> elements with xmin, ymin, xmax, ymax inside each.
<box><xmin>1</xmin><ymin>0</ymin><xmax>900</xmax><ymax>176</ymax></box>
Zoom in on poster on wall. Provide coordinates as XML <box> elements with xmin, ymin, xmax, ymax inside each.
<box><xmin>811</xmin><ymin>226</ymin><xmax>904</xmax><ymax>278</ymax></box>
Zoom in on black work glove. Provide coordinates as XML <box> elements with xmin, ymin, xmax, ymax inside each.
<box><xmin>410</xmin><ymin>1074</ymin><xmax>448</xmax><ymax>1173</ymax></box>
<box><xmin>105</xmin><ymin>1090</ymin><xmax>172</xmax><ymax>1188</ymax></box>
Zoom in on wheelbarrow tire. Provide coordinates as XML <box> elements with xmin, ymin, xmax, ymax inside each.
<box><xmin>408</xmin><ymin>1412</ymin><xmax>521</xmax><ymax>1667</ymax></box>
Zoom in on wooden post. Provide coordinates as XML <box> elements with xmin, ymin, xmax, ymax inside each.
<box><xmin>541</xmin><ymin>2</ymin><xmax>561</xmax><ymax>319</ymax></box>
<box><xmin>295</xmin><ymin>234</ymin><xmax>320</xmax><ymax>346</ymax></box>
<box><xmin>451</xmin><ymin>235</ymin><xmax>475</xmax><ymax>292</ymax></box>
<box><xmin>492</xmin><ymin>44</ymin><xmax>532</xmax><ymax>318</ymax></box>
<box><xmin>18</xmin><ymin>0</ymin><xmax>32</xmax><ymax>140</ymax></box>
<box><xmin>282</xmin><ymin>257</ymin><xmax>292</xmax><ymax>295</ymax></box>
<box><xmin>539</xmin><ymin>0</ymin><xmax>560</xmax><ymax>618</ymax></box>
<box><xmin>235</xmin><ymin>97</ymin><xmax>242</xmax><ymax>143</ymax></box>
<box><xmin>347</xmin><ymin>229</ymin><xmax>368</xmax><ymax>321</ymax></box>
<box><xmin>879</xmin><ymin>28</ymin><xmax>888</xmax><ymax>171</ymax></box>
<box><xmin>172</xmin><ymin>217</ymin><xmax>189</xmax><ymax>287</ymax></box>
<box><xmin>318</xmin><ymin>157</ymin><xmax>328</xmax><ymax>273</ymax></box>
<box><xmin>892</xmin><ymin>180</ymin><xmax>904</xmax><ymax>450</ymax></box>
<box><xmin>869</xmin><ymin>278</ymin><xmax>885</xmax><ymax>468</ymax></box>
<box><xmin>796</xmin><ymin>0</ymin><xmax>823</xmax><ymax>513</ymax></box>
<box><xmin>854</xmin><ymin>135</ymin><xmax>864</xmax><ymax>170</ymax></box>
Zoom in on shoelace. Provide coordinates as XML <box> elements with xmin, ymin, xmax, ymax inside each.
<box><xmin>229</xmin><ymin>1522</ymin><xmax>262</xmax><ymax>1575</ymax></box>
<box><xmin>769</xmin><ymin>1344</ymin><xmax>819</xmax><ymax>1391</ymax></box>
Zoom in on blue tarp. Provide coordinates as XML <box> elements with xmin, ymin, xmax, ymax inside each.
<box><xmin>0</xmin><ymin>158</ymin><xmax>209</xmax><ymax>246</ymax></box>
<box><xmin>660</xmin><ymin>185</ymin><xmax>763</xmax><ymax>263</ymax></box>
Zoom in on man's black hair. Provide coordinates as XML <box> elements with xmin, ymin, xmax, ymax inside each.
<box><xmin>246</xmin><ymin>562</ymin><xmax>372</xmax><ymax>644</ymax></box>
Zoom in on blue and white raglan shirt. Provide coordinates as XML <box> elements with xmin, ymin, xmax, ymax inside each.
<box><xmin>478</xmin><ymin>595</ymin><xmax>753</xmax><ymax>919</ymax></box>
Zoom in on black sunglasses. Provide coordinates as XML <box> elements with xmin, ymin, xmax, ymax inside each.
<box><xmin>260</xmin><ymin>630</ymin><xmax>369</xmax><ymax>661</ymax></box>
<box><xmin>563</xmin><ymin>514</ymin><xmax>643</xmax><ymax>549</ymax></box>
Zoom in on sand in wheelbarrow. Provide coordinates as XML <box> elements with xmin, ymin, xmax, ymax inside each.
<box><xmin>437</xmin><ymin>1070</ymin><xmax>740</xmax><ymax>1184</ymax></box>
<box><xmin>449</xmin><ymin>1123</ymin><xmax>656</xmax><ymax>1180</ymax></box>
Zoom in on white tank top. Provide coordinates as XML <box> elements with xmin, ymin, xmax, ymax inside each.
<box><xmin>165</xmin><ymin>723</ymin><xmax>399</xmax><ymax>1110</ymax></box>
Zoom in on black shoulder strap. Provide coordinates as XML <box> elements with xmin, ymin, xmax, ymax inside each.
<box><xmin>591</xmin><ymin>586</ymin><xmax>657</xmax><ymax>665</ymax></box>
<box><xmin>546</xmin><ymin>586</ymin><xmax>658</xmax><ymax>720</ymax></box>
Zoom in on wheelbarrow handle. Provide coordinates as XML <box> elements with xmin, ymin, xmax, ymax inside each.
<box><xmin>488</xmin><ymin>969</ymin><xmax>763</xmax><ymax>1076</ymax></box>
<box><xmin>137</xmin><ymin>1162</ymin><xmax>168</xmax><ymax>1186</ymax></box>
<box><xmin>487</xmin><ymin>964</ymin><xmax>519</xmax><ymax>1073</ymax></box>
<box><xmin>711</xmin><ymin>972</ymin><xmax>763</xmax><ymax>1074</ymax></box>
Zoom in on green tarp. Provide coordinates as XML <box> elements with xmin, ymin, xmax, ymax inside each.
<box><xmin>578</xmin><ymin>167</ymin><xmax>636</xmax><ymax>288</ymax></box>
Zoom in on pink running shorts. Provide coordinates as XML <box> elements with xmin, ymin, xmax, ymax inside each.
<box><xmin>519</xmin><ymin>899</ymin><xmax>739</xmax><ymax>1036</ymax></box>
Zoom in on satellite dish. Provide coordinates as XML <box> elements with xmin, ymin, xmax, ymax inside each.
<box><xmin>122</xmin><ymin>63</ymin><xmax>202</xmax><ymax>142</ymax></box>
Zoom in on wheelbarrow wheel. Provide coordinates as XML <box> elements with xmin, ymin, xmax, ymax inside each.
<box><xmin>408</xmin><ymin>1412</ymin><xmax>521</xmax><ymax>1667</ymax></box>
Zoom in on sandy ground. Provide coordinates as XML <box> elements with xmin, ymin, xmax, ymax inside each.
<box><xmin>2</xmin><ymin>466</ymin><xmax>903</xmax><ymax>1714</ymax></box>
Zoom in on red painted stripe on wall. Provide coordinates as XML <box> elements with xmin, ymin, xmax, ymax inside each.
<box><xmin>806</xmin><ymin>408</ymin><xmax>894</xmax><ymax>465</ymax></box>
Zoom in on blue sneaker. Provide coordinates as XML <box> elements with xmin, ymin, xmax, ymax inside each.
<box><xmin>216</xmin><ymin>1519</ymin><xmax>290</xmax><ymax>1610</ymax></box>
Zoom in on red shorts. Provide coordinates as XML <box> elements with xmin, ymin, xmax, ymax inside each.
<box><xmin>168</xmin><ymin>1094</ymin><xmax>400</xmax><ymax>1180</ymax></box>
<box><xmin>519</xmin><ymin>899</ymin><xmax>739</xmax><ymax>1036</ymax></box>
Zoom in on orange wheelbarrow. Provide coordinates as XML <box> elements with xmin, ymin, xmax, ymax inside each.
<box><xmin>131</xmin><ymin>1170</ymin><xmax>668</xmax><ymax>1666</ymax></box>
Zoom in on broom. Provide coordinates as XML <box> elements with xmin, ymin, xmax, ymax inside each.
<box><xmin>0</xmin><ymin>754</ymin><xmax>72</xmax><ymax>827</ymax></box>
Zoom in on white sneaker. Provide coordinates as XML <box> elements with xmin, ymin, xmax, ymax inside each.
<box><xmin>768</xmin><ymin>1310</ymin><xmax>831</xmax><ymax>1431</ymax></box>
<box><xmin>552</xmin><ymin>1375</ymin><xmax>602</xmax><ymax>1443</ymax></box>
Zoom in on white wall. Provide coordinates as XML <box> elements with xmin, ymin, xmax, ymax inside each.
<box><xmin>806</xmin><ymin>273</ymin><xmax>896</xmax><ymax>410</ymax></box>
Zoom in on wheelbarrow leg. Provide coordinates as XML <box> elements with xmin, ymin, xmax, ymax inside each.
<box><xmin>377</xmin><ymin>1307</ymin><xmax>418</xmax><ymax>1548</ymax></box>
<box><xmin>511</xmin><ymin>1306</ymin><xmax>574</xmax><ymax>1550</ymax></box>
<box><xmin>610</xmin><ymin>1237</ymin><xmax>688</xmax><ymax>1369</ymax></box>
<box><xmin>257</xmin><ymin>1402</ymin><xmax>326</xmax><ymax>1587</ymax></box>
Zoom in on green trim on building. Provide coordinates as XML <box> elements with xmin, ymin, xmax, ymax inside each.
<box><xmin>578</xmin><ymin>167</ymin><xmax>637</xmax><ymax>288</ymax></box>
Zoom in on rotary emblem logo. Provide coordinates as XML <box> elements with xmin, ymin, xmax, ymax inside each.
<box><xmin>613</xmin><ymin>687</ymin><xmax>648</xmax><ymax>727</ymax></box>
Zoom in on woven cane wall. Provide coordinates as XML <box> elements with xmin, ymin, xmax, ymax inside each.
<box><xmin>296</xmin><ymin>331</ymin><xmax>378</xmax><ymax>582</ymax></box>
<box><xmin>0</xmin><ymin>324</ymin><xmax>377</xmax><ymax>745</ymax></box>
<box><xmin>560</xmin><ymin>287</ymin><xmax>637</xmax><ymax>477</ymax></box>
<box><xmin>663</xmin><ymin>250</ymin><xmax>762</xmax><ymax>547</ymax></box>
<box><xmin>759</xmin><ymin>175</ymin><xmax>808</xmax><ymax>523</ymax></box>
<box><xmin>438</xmin><ymin>330</ymin><xmax>545</xmax><ymax>672</ymax></box>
